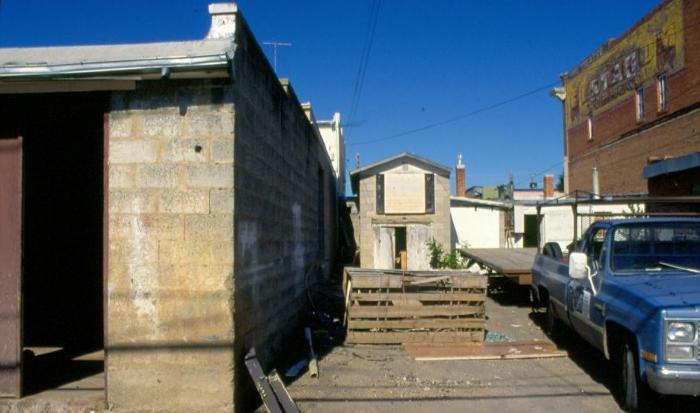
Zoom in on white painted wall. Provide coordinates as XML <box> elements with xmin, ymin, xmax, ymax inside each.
<box><xmin>512</xmin><ymin>203</ymin><xmax>644</xmax><ymax>250</ymax></box>
<box><xmin>317</xmin><ymin>112</ymin><xmax>345</xmax><ymax>196</ymax></box>
<box><xmin>450</xmin><ymin>205</ymin><xmax>502</xmax><ymax>248</ymax></box>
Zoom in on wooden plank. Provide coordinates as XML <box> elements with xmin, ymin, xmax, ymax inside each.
<box><xmin>267</xmin><ymin>370</ymin><xmax>300</xmax><ymax>413</ymax></box>
<box><xmin>352</xmin><ymin>292</ymin><xmax>486</xmax><ymax>302</ymax></box>
<box><xmin>409</xmin><ymin>275</ymin><xmax>450</xmax><ymax>285</ymax></box>
<box><xmin>459</xmin><ymin>248</ymin><xmax>536</xmax><ymax>274</ymax></box>
<box><xmin>349</xmin><ymin>275</ymin><xmax>487</xmax><ymax>289</ymax></box>
<box><xmin>348</xmin><ymin>318</ymin><xmax>485</xmax><ymax>330</ymax></box>
<box><xmin>403</xmin><ymin>340</ymin><xmax>566</xmax><ymax>361</ymax></box>
<box><xmin>349</xmin><ymin>276</ymin><xmax>403</xmax><ymax>289</ymax></box>
<box><xmin>346</xmin><ymin>331</ymin><xmax>483</xmax><ymax>344</ymax></box>
<box><xmin>244</xmin><ymin>348</ymin><xmax>283</xmax><ymax>413</ymax></box>
<box><xmin>349</xmin><ymin>305</ymin><xmax>483</xmax><ymax>318</ymax></box>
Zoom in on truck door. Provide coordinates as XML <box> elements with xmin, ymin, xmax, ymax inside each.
<box><xmin>567</xmin><ymin>225</ymin><xmax>606</xmax><ymax>352</ymax></box>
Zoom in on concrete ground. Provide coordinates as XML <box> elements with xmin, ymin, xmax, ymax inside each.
<box><xmin>285</xmin><ymin>277</ymin><xmax>699</xmax><ymax>413</ymax></box>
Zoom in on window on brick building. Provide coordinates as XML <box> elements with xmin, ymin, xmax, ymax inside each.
<box><xmin>587</xmin><ymin>115</ymin><xmax>593</xmax><ymax>141</ymax></box>
<box><xmin>657</xmin><ymin>73</ymin><xmax>668</xmax><ymax>112</ymax></box>
<box><xmin>636</xmin><ymin>87</ymin><xmax>645</xmax><ymax>120</ymax></box>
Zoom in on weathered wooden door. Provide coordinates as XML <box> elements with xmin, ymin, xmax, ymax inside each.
<box><xmin>407</xmin><ymin>224</ymin><xmax>432</xmax><ymax>270</ymax></box>
<box><xmin>0</xmin><ymin>136</ymin><xmax>22</xmax><ymax>397</ymax></box>
<box><xmin>373</xmin><ymin>226</ymin><xmax>395</xmax><ymax>269</ymax></box>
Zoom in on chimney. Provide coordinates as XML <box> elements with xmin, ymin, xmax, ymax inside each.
<box><xmin>456</xmin><ymin>154</ymin><xmax>465</xmax><ymax>196</ymax></box>
<box><xmin>206</xmin><ymin>3</ymin><xmax>238</xmax><ymax>39</ymax></box>
<box><xmin>543</xmin><ymin>174</ymin><xmax>554</xmax><ymax>198</ymax></box>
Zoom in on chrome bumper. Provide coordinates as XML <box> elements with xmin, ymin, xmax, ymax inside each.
<box><xmin>646</xmin><ymin>363</ymin><xmax>700</xmax><ymax>396</ymax></box>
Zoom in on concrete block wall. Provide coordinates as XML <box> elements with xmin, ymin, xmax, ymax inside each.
<box><xmin>230</xmin><ymin>14</ymin><xmax>337</xmax><ymax>408</ymax></box>
<box><xmin>107</xmin><ymin>79</ymin><xmax>235</xmax><ymax>413</ymax></box>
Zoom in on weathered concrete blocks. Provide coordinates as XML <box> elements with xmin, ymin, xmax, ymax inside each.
<box><xmin>158</xmin><ymin>190</ymin><xmax>210</xmax><ymax>214</ymax></box>
<box><xmin>110</xmin><ymin>214</ymin><xmax>185</xmax><ymax>241</ymax></box>
<box><xmin>110</xmin><ymin>165</ymin><xmax>135</xmax><ymax>188</ymax></box>
<box><xmin>109</xmin><ymin>113</ymin><xmax>133</xmax><ymax>138</ymax></box>
<box><xmin>185</xmin><ymin>215</ymin><xmax>233</xmax><ymax>240</ymax></box>
<box><xmin>211</xmin><ymin>138</ymin><xmax>233</xmax><ymax>163</ymax></box>
<box><xmin>210</xmin><ymin>189</ymin><xmax>233</xmax><ymax>213</ymax></box>
<box><xmin>186</xmin><ymin>164</ymin><xmax>233</xmax><ymax>188</ymax></box>
<box><xmin>110</xmin><ymin>140</ymin><xmax>159</xmax><ymax>164</ymax></box>
<box><xmin>163</xmin><ymin>139</ymin><xmax>209</xmax><ymax>163</ymax></box>
<box><xmin>137</xmin><ymin>165</ymin><xmax>179</xmax><ymax>188</ymax></box>
<box><xmin>141</xmin><ymin>109</ymin><xmax>184</xmax><ymax>137</ymax></box>
<box><xmin>109</xmin><ymin>190</ymin><xmax>159</xmax><ymax>214</ymax></box>
<box><xmin>188</xmin><ymin>110</ymin><xmax>234</xmax><ymax>137</ymax></box>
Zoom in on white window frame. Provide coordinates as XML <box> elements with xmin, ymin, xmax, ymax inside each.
<box><xmin>657</xmin><ymin>73</ymin><xmax>668</xmax><ymax>112</ymax></box>
<box><xmin>587</xmin><ymin>115</ymin><xmax>593</xmax><ymax>141</ymax></box>
<box><xmin>636</xmin><ymin>87</ymin><xmax>645</xmax><ymax>120</ymax></box>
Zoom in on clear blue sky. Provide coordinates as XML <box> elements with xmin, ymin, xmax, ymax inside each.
<box><xmin>0</xmin><ymin>0</ymin><xmax>660</xmax><ymax>193</ymax></box>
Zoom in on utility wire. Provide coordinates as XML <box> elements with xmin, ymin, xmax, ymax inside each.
<box><xmin>349</xmin><ymin>81</ymin><xmax>559</xmax><ymax>146</ymax></box>
<box><xmin>348</xmin><ymin>0</ymin><xmax>381</xmax><ymax>131</ymax></box>
<box><xmin>348</xmin><ymin>17</ymin><xmax>700</xmax><ymax>148</ymax></box>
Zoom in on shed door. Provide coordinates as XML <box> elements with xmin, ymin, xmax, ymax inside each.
<box><xmin>0</xmin><ymin>136</ymin><xmax>22</xmax><ymax>397</ymax></box>
<box><xmin>407</xmin><ymin>225</ymin><xmax>431</xmax><ymax>270</ymax></box>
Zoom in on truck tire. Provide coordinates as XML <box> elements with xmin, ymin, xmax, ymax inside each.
<box><xmin>619</xmin><ymin>342</ymin><xmax>654</xmax><ymax>412</ymax></box>
<box><xmin>544</xmin><ymin>299</ymin><xmax>562</xmax><ymax>340</ymax></box>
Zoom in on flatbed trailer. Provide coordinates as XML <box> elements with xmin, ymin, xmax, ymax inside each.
<box><xmin>459</xmin><ymin>247</ymin><xmax>537</xmax><ymax>285</ymax></box>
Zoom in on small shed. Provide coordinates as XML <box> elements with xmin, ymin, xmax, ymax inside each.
<box><xmin>350</xmin><ymin>153</ymin><xmax>451</xmax><ymax>270</ymax></box>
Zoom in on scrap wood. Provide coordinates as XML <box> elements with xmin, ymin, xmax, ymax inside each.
<box><xmin>408</xmin><ymin>275</ymin><xmax>450</xmax><ymax>285</ymax></box>
<box><xmin>245</xmin><ymin>348</ymin><xmax>300</xmax><ymax>413</ymax></box>
<box><xmin>304</xmin><ymin>327</ymin><xmax>319</xmax><ymax>378</ymax></box>
<box><xmin>403</xmin><ymin>340</ymin><xmax>567</xmax><ymax>361</ymax></box>
<box><xmin>268</xmin><ymin>369</ymin><xmax>301</xmax><ymax>413</ymax></box>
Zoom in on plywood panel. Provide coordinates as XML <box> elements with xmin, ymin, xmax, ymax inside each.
<box><xmin>407</xmin><ymin>224</ymin><xmax>431</xmax><ymax>270</ymax></box>
<box><xmin>384</xmin><ymin>173</ymin><xmax>425</xmax><ymax>214</ymax></box>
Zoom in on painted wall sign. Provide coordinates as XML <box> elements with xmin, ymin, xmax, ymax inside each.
<box><xmin>565</xmin><ymin>0</ymin><xmax>684</xmax><ymax>125</ymax></box>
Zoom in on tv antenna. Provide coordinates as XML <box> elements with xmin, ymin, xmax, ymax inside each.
<box><xmin>263</xmin><ymin>41</ymin><xmax>292</xmax><ymax>73</ymax></box>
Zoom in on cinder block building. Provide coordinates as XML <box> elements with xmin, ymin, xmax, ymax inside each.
<box><xmin>350</xmin><ymin>153</ymin><xmax>451</xmax><ymax>270</ymax></box>
<box><xmin>0</xmin><ymin>4</ymin><xmax>336</xmax><ymax>412</ymax></box>
<box><xmin>558</xmin><ymin>0</ymin><xmax>700</xmax><ymax>195</ymax></box>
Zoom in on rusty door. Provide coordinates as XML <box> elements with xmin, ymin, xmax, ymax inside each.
<box><xmin>0</xmin><ymin>136</ymin><xmax>22</xmax><ymax>397</ymax></box>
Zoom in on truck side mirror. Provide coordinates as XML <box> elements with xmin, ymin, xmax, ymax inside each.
<box><xmin>569</xmin><ymin>252</ymin><xmax>588</xmax><ymax>280</ymax></box>
<box><xmin>569</xmin><ymin>252</ymin><xmax>599</xmax><ymax>295</ymax></box>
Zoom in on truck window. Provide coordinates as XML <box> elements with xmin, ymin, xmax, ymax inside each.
<box><xmin>611</xmin><ymin>222</ymin><xmax>700</xmax><ymax>272</ymax></box>
<box><xmin>585</xmin><ymin>227</ymin><xmax>607</xmax><ymax>273</ymax></box>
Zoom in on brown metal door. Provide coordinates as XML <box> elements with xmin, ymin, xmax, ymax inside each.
<box><xmin>0</xmin><ymin>136</ymin><xmax>22</xmax><ymax>397</ymax></box>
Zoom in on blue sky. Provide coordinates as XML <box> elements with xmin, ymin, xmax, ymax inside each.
<box><xmin>0</xmin><ymin>0</ymin><xmax>660</xmax><ymax>193</ymax></box>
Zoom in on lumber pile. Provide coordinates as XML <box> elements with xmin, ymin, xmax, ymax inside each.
<box><xmin>343</xmin><ymin>267</ymin><xmax>487</xmax><ymax>344</ymax></box>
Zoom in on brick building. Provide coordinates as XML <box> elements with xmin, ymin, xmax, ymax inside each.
<box><xmin>350</xmin><ymin>153</ymin><xmax>451</xmax><ymax>270</ymax></box>
<box><xmin>0</xmin><ymin>4</ymin><xmax>336</xmax><ymax>412</ymax></box>
<box><xmin>559</xmin><ymin>0</ymin><xmax>700</xmax><ymax>195</ymax></box>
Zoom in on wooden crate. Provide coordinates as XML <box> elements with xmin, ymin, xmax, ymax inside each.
<box><xmin>343</xmin><ymin>267</ymin><xmax>487</xmax><ymax>344</ymax></box>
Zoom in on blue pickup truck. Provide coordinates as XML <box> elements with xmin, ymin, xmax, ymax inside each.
<box><xmin>532</xmin><ymin>218</ymin><xmax>700</xmax><ymax>411</ymax></box>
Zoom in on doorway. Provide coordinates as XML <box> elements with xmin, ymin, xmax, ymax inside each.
<box><xmin>394</xmin><ymin>226</ymin><xmax>407</xmax><ymax>269</ymax></box>
<box><xmin>523</xmin><ymin>214</ymin><xmax>538</xmax><ymax>248</ymax></box>
<box><xmin>0</xmin><ymin>92</ymin><xmax>106</xmax><ymax>397</ymax></box>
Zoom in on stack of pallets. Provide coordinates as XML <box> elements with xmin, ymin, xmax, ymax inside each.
<box><xmin>343</xmin><ymin>267</ymin><xmax>487</xmax><ymax>344</ymax></box>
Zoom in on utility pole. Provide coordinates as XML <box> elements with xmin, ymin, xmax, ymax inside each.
<box><xmin>262</xmin><ymin>41</ymin><xmax>292</xmax><ymax>73</ymax></box>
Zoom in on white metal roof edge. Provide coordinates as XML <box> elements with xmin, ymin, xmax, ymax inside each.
<box><xmin>450</xmin><ymin>196</ymin><xmax>511</xmax><ymax>208</ymax></box>
<box><xmin>0</xmin><ymin>53</ymin><xmax>231</xmax><ymax>80</ymax></box>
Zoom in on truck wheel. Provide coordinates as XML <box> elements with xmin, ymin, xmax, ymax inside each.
<box><xmin>544</xmin><ymin>300</ymin><xmax>561</xmax><ymax>340</ymax></box>
<box><xmin>619</xmin><ymin>342</ymin><xmax>653</xmax><ymax>412</ymax></box>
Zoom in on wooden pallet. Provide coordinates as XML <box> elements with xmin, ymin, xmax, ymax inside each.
<box><xmin>344</xmin><ymin>267</ymin><xmax>487</xmax><ymax>344</ymax></box>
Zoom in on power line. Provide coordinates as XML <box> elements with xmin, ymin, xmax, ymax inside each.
<box><xmin>348</xmin><ymin>15</ymin><xmax>700</xmax><ymax>147</ymax></box>
<box><xmin>348</xmin><ymin>0</ymin><xmax>381</xmax><ymax>131</ymax></box>
<box><xmin>349</xmin><ymin>81</ymin><xmax>559</xmax><ymax>146</ymax></box>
